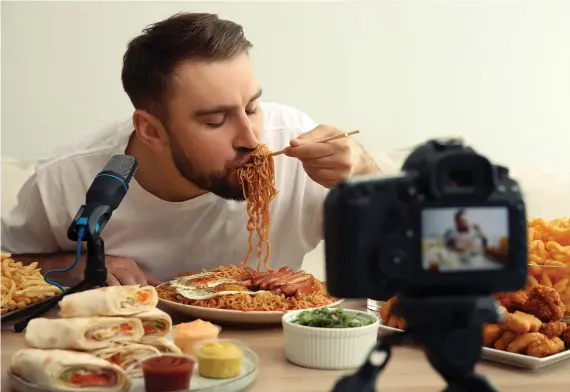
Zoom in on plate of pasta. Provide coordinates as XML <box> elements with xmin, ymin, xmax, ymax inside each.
<box><xmin>155</xmin><ymin>143</ymin><xmax>343</xmax><ymax>323</ymax></box>
<box><xmin>157</xmin><ymin>265</ymin><xmax>343</xmax><ymax>324</ymax></box>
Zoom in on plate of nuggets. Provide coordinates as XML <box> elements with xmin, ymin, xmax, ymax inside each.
<box><xmin>378</xmin><ymin>287</ymin><xmax>570</xmax><ymax>370</ymax></box>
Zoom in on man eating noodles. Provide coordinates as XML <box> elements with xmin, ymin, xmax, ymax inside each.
<box><xmin>1</xmin><ymin>12</ymin><xmax>379</xmax><ymax>286</ymax></box>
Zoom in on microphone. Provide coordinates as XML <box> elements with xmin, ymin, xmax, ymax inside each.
<box><xmin>67</xmin><ymin>155</ymin><xmax>138</xmax><ymax>241</ymax></box>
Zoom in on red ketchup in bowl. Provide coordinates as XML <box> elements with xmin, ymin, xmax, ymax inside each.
<box><xmin>141</xmin><ymin>354</ymin><xmax>195</xmax><ymax>392</ymax></box>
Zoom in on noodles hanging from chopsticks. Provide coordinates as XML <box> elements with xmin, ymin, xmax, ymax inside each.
<box><xmin>237</xmin><ymin>144</ymin><xmax>278</xmax><ymax>272</ymax></box>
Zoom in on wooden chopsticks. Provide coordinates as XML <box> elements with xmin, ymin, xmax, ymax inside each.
<box><xmin>270</xmin><ymin>130</ymin><xmax>361</xmax><ymax>157</ymax></box>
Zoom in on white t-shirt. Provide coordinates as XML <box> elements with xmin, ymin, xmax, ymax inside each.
<box><xmin>444</xmin><ymin>227</ymin><xmax>484</xmax><ymax>253</ymax></box>
<box><xmin>1</xmin><ymin>102</ymin><xmax>327</xmax><ymax>280</ymax></box>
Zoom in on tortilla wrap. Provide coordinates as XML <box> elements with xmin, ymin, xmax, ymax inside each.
<box><xmin>25</xmin><ymin>317</ymin><xmax>144</xmax><ymax>350</ymax></box>
<box><xmin>135</xmin><ymin>307</ymin><xmax>172</xmax><ymax>337</ymax></box>
<box><xmin>59</xmin><ymin>285</ymin><xmax>158</xmax><ymax>317</ymax></box>
<box><xmin>90</xmin><ymin>342</ymin><xmax>160</xmax><ymax>377</ymax></box>
<box><xmin>10</xmin><ymin>348</ymin><xmax>131</xmax><ymax>392</ymax></box>
<box><xmin>141</xmin><ymin>336</ymin><xmax>182</xmax><ymax>354</ymax></box>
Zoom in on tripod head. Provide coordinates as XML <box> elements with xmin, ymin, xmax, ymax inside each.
<box><xmin>331</xmin><ymin>295</ymin><xmax>505</xmax><ymax>392</ymax></box>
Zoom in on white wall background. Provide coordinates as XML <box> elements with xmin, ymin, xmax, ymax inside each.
<box><xmin>2</xmin><ymin>0</ymin><xmax>570</xmax><ymax>170</ymax></box>
<box><xmin>2</xmin><ymin>0</ymin><xmax>569</xmax><ymax>280</ymax></box>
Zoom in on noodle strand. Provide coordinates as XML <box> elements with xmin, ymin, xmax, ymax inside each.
<box><xmin>236</xmin><ymin>144</ymin><xmax>277</xmax><ymax>272</ymax></box>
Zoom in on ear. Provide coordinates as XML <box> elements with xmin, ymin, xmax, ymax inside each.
<box><xmin>132</xmin><ymin>110</ymin><xmax>169</xmax><ymax>153</ymax></box>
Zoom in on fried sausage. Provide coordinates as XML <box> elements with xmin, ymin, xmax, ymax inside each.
<box><xmin>250</xmin><ymin>272</ymin><xmax>272</xmax><ymax>286</ymax></box>
<box><xmin>243</xmin><ymin>267</ymin><xmax>257</xmax><ymax>275</ymax></box>
<box><xmin>294</xmin><ymin>281</ymin><xmax>318</xmax><ymax>299</ymax></box>
<box><xmin>260</xmin><ymin>271</ymin><xmax>294</xmax><ymax>289</ymax></box>
<box><xmin>268</xmin><ymin>272</ymin><xmax>309</xmax><ymax>289</ymax></box>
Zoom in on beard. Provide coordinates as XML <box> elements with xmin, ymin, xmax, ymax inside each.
<box><xmin>170</xmin><ymin>139</ymin><xmax>250</xmax><ymax>201</ymax></box>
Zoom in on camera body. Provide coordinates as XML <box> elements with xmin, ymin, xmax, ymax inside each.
<box><xmin>323</xmin><ymin>138</ymin><xmax>528</xmax><ymax>300</ymax></box>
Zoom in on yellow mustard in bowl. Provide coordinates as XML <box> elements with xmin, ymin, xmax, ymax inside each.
<box><xmin>195</xmin><ymin>340</ymin><xmax>243</xmax><ymax>379</ymax></box>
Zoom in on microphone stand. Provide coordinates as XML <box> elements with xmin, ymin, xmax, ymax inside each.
<box><xmin>14</xmin><ymin>208</ymin><xmax>110</xmax><ymax>332</ymax></box>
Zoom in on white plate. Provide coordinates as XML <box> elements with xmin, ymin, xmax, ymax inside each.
<box><xmin>8</xmin><ymin>346</ymin><xmax>259</xmax><ymax>392</ymax></box>
<box><xmin>158</xmin><ymin>297</ymin><xmax>345</xmax><ymax>325</ymax></box>
<box><xmin>376</xmin><ymin>321</ymin><xmax>570</xmax><ymax>370</ymax></box>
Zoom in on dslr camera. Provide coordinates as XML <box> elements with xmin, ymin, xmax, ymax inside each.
<box><xmin>323</xmin><ymin>138</ymin><xmax>528</xmax><ymax>300</ymax></box>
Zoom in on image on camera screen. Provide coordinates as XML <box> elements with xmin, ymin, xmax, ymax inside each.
<box><xmin>421</xmin><ymin>207</ymin><xmax>509</xmax><ymax>272</ymax></box>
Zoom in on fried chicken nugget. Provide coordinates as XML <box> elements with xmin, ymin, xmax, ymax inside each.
<box><xmin>527</xmin><ymin>337</ymin><xmax>565</xmax><ymax>358</ymax></box>
<box><xmin>561</xmin><ymin>327</ymin><xmax>570</xmax><ymax>348</ymax></box>
<box><xmin>495</xmin><ymin>291</ymin><xmax>528</xmax><ymax>312</ymax></box>
<box><xmin>521</xmin><ymin>286</ymin><xmax>566</xmax><ymax>322</ymax></box>
<box><xmin>539</xmin><ymin>321</ymin><xmax>568</xmax><ymax>339</ymax></box>
<box><xmin>386</xmin><ymin>315</ymin><xmax>402</xmax><ymax>329</ymax></box>
<box><xmin>397</xmin><ymin>317</ymin><xmax>407</xmax><ymax>330</ymax></box>
<box><xmin>506</xmin><ymin>332</ymin><xmax>547</xmax><ymax>354</ymax></box>
<box><xmin>380</xmin><ymin>297</ymin><xmax>398</xmax><ymax>321</ymax></box>
<box><xmin>504</xmin><ymin>311</ymin><xmax>542</xmax><ymax>334</ymax></box>
<box><xmin>494</xmin><ymin>331</ymin><xmax>520</xmax><ymax>350</ymax></box>
<box><xmin>482</xmin><ymin>323</ymin><xmax>503</xmax><ymax>347</ymax></box>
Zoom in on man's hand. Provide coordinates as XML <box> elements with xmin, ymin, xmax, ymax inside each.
<box><xmin>283</xmin><ymin>125</ymin><xmax>379</xmax><ymax>188</ymax></box>
<box><xmin>105</xmin><ymin>256</ymin><xmax>162</xmax><ymax>286</ymax></box>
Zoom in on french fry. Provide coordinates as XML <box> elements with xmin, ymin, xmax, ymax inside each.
<box><xmin>0</xmin><ymin>256</ymin><xmax>63</xmax><ymax>315</ymax></box>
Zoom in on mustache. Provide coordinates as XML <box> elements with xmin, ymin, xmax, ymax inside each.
<box><xmin>226</xmin><ymin>147</ymin><xmax>257</xmax><ymax>168</ymax></box>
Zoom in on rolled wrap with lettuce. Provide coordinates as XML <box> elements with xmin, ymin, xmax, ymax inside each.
<box><xmin>59</xmin><ymin>285</ymin><xmax>158</xmax><ymax>317</ymax></box>
<box><xmin>141</xmin><ymin>336</ymin><xmax>182</xmax><ymax>354</ymax></box>
<box><xmin>134</xmin><ymin>307</ymin><xmax>172</xmax><ymax>337</ymax></box>
<box><xmin>90</xmin><ymin>342</ymin><xmax>161</xmax><ymax>377</ymax></box>
<box><xmin>25</xmin><ymin>317</ymin><xmax>144</xmax><ymax>350</ymax></box>
<box><xmin>10</xmin><ymin>348</ymin><xmax>131</xmax><ymax>392</ymax></box>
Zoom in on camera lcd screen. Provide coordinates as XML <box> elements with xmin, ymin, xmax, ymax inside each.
<box><xmin>421</xmin><ymin>206</ymin><xmax>509</xmax><ymax>272</ymax></box>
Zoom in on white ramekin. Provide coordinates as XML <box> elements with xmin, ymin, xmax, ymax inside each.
<box><xmin>282</xmin><ymin>308</ymin><xmax>380</xmax><ymax>370</ymax></box>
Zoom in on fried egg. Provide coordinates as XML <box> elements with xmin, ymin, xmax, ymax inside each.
<box><xmin>173</xmin><ymin>283</ymin><xmax>267</xmax><ymax>300</ymax></box>
<box><xmin>170</xmin><ymin>272</ymin><xmax>267</xmax><ymax>300</ymax></box>
<box><xmin>171</xmin><ymin>272</ymin><xmax>236</xmax><ymax>288</ymax></box>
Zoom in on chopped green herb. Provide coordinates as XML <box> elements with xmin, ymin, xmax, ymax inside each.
<box><xmin>291</xmin><ymin>307</ymin><xmax>374</xmax><ymax>328</ymax></box>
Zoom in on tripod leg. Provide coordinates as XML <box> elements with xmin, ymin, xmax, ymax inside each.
<box><xmin>14</xmin><ymin>280</ymin><xmax>91</xmax><ymax>332</ymax></box>
<box><xmin>440</xmin><ymin>373</ymin><xmax>501</xmax><ymax>392</ymax></box>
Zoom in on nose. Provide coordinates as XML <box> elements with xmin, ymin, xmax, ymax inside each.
<box><xmin>233</xmin><ymin>112</ymin><xmax>259</xmax><ymax>150</ymax></box>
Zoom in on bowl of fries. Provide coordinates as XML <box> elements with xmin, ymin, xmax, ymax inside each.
<box><xmin>527</xmin><ymin>218</ymin><xmax>570</xmax><ymax>313</ymax></box>
<box><xmin>1</xmin><ymin>253</ymin><xmax>63</xmax><ymax>317</ymax></box>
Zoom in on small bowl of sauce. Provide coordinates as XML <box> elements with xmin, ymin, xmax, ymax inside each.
<box><xmin>173</xmin><ymin>319</ymin><xmax>222</xmax><ymax>355</ymax></box>
<box><xmin>141</xmin><ymin>354</ymin><xmax>195</xmax><ymax>392</ymax></box>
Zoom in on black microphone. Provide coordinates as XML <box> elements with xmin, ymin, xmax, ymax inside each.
<box><xmin>67</xmin><ymin>155</ymin><xmax>138</xmax><ymax>241</ymax></box>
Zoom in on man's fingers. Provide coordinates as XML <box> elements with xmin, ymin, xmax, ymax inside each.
<box><xmin>293</xmin><ymin>125</ymin><xmax>341</xmax><ymax>144</ymax></box>
<box><xmin>106</xmin><ymin>273</ymin><xmax>121</xmax><ymax>286</ymax></box>
<box><xmin>304</xmin><ymin>167</ymin><xmax>343</xmax><ymax>182</ymax></box>
<box><xmin>145</xmin><ymin>273</ymin><xmax>164</xmax><ymax>287</ymax></box>
<box><xmin>129</xmin><ymin>266</ymin><xmax>148</xmax><ymax>286</ymax></box>
<box><xmin>299</xmin><ymin>154</ymin><xmax>353</xmax><ymax>170</ymax></box>
<box><xmin>284</xmin><ymin>142</ymin><xmax>336</xmax><ymax>159</ymax></box>
<box><xmin>112</xmin><ymin>269</ymin><xmax>138</xmax><ymax>286</ymax></box>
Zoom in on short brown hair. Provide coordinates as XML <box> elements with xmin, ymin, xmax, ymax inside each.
<box><xmin>121</xmin><ymin>12</ymin><xmax>253</xmax><ymax>119</ymax></box>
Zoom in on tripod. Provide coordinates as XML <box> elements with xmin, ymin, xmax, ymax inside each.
<box><xmin>330</xmin><ymin>296</ymin><xmax>504</xmax><ymax>392</ymax></box>
<box><xmin>14</xmin><ymin>222</ymin><xmax>108</xmax><ymax>332</ymax></box>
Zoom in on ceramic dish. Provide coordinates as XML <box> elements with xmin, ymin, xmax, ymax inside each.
<box><xmin>282</xmin><ymin>308</ymin><xmax>380</xmax><ymax>369</ymax></box>
<box><xmin>159</xmin><ymin>296</ymin><xmax>345</xmax><ymax>325</ymax></box>
<box><xmin>377</xmin><ymin>321</ymin><xmax>570</xmax><ymax>370</ymax></box>
<box><xmin>8</xmin><ymin>342</ymin><xmax>259</xmax><ymax>392</ymax></box>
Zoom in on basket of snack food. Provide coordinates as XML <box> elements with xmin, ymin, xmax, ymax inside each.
<box><xmin>1</xmin><ymin>253</ymin><xmax>65</xmax><ymax>321</ymax></box>
<box><xmin>526</xmin><ymin>218</ymin><xmax>570</xmax><ymax>314</ymax></box>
